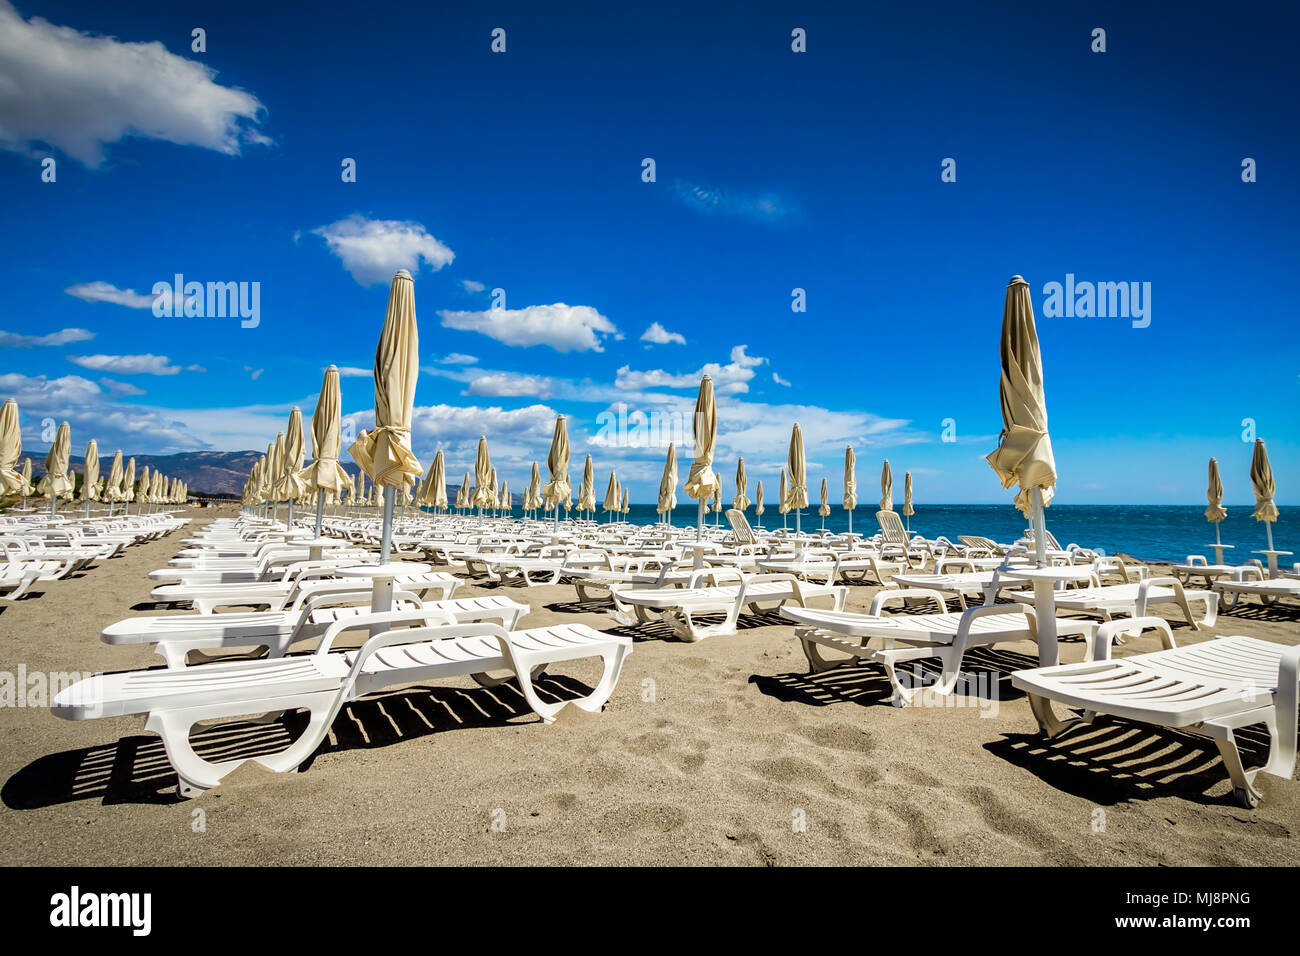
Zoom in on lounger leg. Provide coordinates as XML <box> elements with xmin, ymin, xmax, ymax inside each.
<box><xmin>796</xmin><ymin>628</ymin><xmax>864</xmax><ymax>673</ymax></box>
<box><xmin>1206</xmin><ymin>724</ymin><xmax>1263</xmax><ymax>808</ymax></box>
<box><xmin>1201</xmin><ymin>594</ymin><xmax>1219</xmax><ymax>629</ymax></box>
<box><xmin>512</xmin><ymin>645</ymin><xmax>631</xmax><ymax>722</ymax></box>
<box><xmin>1027</xmin><ymin>693</ymin><xmax>1084</xmax><ymax>738</ymax></box>
<box><xmin>472</xmin><ymin>664</ymin><xmax>548</xmax><ymax>688</ymax></box>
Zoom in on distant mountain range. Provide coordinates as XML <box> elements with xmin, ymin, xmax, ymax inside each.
<box><xmin>20</xmin><ymin>450</ymin><xmax>366</xmax><ymax>498</ymax></box>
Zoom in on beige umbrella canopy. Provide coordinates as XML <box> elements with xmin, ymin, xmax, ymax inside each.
<box><xmin>39</xmin><ymin>421</ymin><xmax>73</xmax><ymax>508</ymax></box>
<box><xmin>603</xmin><ymin>471</ymin><xmax>619</xmax><ymax>514</ymax></box>
<box><xmin>301</xmin><ymin>367</ymin><xmax>352</xmax><ymax>526</ymax></box>
<box><xmin>499</xmin><ymin>478</ymin><xmax>510</xmax><ymax>513</ymax></box>
<box><xmin>526</xmin><ymin>461</ymin><xmax>541</xmax><ymax>513</ymax></box>
<box><xmin>903</xmin><ymin>472</ymin><xmax>914</xmax><ymax>517</ymax></box>
<box><xmin>280</xmin><ymin>407</ymin><xmax>308</xmax><ymax>505</ymax></box>
<box><xmin>879</xmin><ymin>459</ymin><xmax>893</xmax><ymax>512</ymax></box>
<box><xmin>136</xmin><ymin>464</ymin><xmax>151</xmax><ymax>504</ymax></box>
<box><xmin>579</xmin><ymin>454</ymin><xmax>596</xmax><ymax>514</ymax></box>
<box><xmin>489</xmin><ymin>467</ymin><xmax>500</xmax><ymax>510</ymax></box>
<box><xmin>152</xmin><ymin>470</ymin><xmax>165</xmax><ymax>505</ymax></box>
<box><xmin>819</xmin><ymin>477</ymin><xmax>830</xmax><ymax>519</ymax></box>
<box><xmin>0</xmin><ymin>399</ymin><xmax>23</xmax><ymax>494</ymax></box>
<box><xmin>778</xmin><ymin>467</ymin><xmax>790</xmax><ymax>516</ymax></box>
<box><xmin>354</xmin><ymin>466</ymin><xmax>367</xmax><ymax>507</ymax></box>
<box><xmin>105</xmin><ymin>450</ymin><xmax>123</xmax><ymax>506</ymax></box>
<box><xmin>80</xmin><ymin>439</ymin><xmax>99</xmax><ymax>505</ymax></box>
<box><xmin>349</xmin><ymin>269</ymin><xmax>424</xmax><ymax>559</ymax></box>
<box><xmin>784</xmin><ymin>423</ymin><xmax>808</xmax><ymax>531</ymax></box>
<box><xmin>270</xmin><ymin>433</ymin><xmax>286</xmax><ymax>504</ymax></box>
<box><xmin>122</xmin><ymin>458</ymin><xmax>135</xmax><ymax>506</ymax></box>
<box><xmin>986</xmin><ymin>275</ymin><xmax>1056</xmax><ymax>527</ymax></box>
<box><xmin>755</xmin><ymin>480</ymin><xmax>765</xmax><ymax>519</ymax></box>
<box><xmin>684</xmin><ymin>376</ymin><xmax>719</xmax><ymax>527</ymax></box>
<box><xmin>542</xmin><ymin>416</ymin><xmax>571</xmax><ymax>517</ymax></box>
<box><xmin>733</xmin><ymin>458</ymin><xmax>750</xmax><ymax>511</ymax></box>
<box><xmin>472</xmin><ymin>436</ymin><xmax>492</xmax><ymax>509</ymax></box>
<box><xmin>455</xmin><ymin>472</ymin><xmax>470</xmax><ymax>510</ymax></box>
<box><xmin>1206</xmin><ymin>457</ymin><xmax>1227</xmax><ymax>523</ymax></box>
<box><xmin>621</xmin><ymin>486</ymin><xmax>629</xmax><ymax>516</ymax></box>
<box><xmin>1251</xmin><ymin>439</ymin><xmax>1278</xmax><ymax>523</ymax></box>
<box><xmin>711</xmin><ymin>476</ymin><xmax>723</xmax><ymax>514</ymax></box>
<box><xmin>842</xmin><ymin>445</ymin><xmax>857</xmax><ymax>533</ymax></box>
<box><xmin>657</xmin><ymin>443</ymin><xmax>678</xmax><ymax>517</ymax></box>
<box><xmin>427</xmin><ymin>450</ymin><xmax>448</xmax><ymax>510</ymax></box>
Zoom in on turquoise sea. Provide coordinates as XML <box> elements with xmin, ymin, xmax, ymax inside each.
<box><xmin>501</xmin><ymin>503</ymin><xmax>1288</xmax><ymax>565</ymax></box>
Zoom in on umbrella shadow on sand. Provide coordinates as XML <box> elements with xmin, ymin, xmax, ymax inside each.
<box><xmin>2</xmin><ymin>673</ymin><xmax>600</xmax><ymax>809</ymax></box>
<box><xmin>987</xmin><ymin>718</ymin><xmax>1276</xmax><ymax>808</ymax></box>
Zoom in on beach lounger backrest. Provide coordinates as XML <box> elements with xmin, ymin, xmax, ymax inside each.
<box><xmin>876</xmin><ymin>510</ymin><xmax>908</xmax><ymax>544</ymax></box>
<box><xmin>725</xmin><ymin>509</ymin><xmax>757</xmax><ymax>545</ymax></box>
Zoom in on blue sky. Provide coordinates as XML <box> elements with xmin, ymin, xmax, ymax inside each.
<box><xmin>1</xmin><ymin>0</ymin><xmax>1296</xmax><ymax>504</ymax></box>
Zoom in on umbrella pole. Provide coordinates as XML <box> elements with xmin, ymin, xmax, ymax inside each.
<box><xmin>795</xmin><ymin>510</ymin><xmax>801</xmax><ymax>535</ymax></box>
<box><xmin>315</xmin><ymin>492</ymin><xmax>324</xmax><ymax>538</ymax></box>
<box><xmin>379</xmin><ymin>487</ymin><xmax>395</xmax><ymax>563</ymax></box>
<box><xmin>50</xmin><ymin>496</ymin><xmax>56</xmax><ymax>519</ymax></box>
<box><xmin>848</xmin><ymin>511</ymin><xmax>852</xmax><ymax>534</ymax></box>
<box><xmin>1031</xmin><ymin>487</ymin><xmax>1048</xmax><ymax>568</ymax></box>
<box><xmin>288</xmin><ymin>499</ymin><xmax>294</xmax><ymax>528</ymax></box>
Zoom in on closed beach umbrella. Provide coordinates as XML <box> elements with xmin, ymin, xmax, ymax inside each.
<box><xmin>456</xmin><ymin>472</ymin><xmax>470</xmax><ymax>512</ymax></box>
<box><xmin>303</xmin><ymin>366</ymin><xmax>351</xmax><ymax>534</ymax></box>
<box><xmin>429</xmin><ymin>450</ymin><xmax>448</xmax><ymax>511</ymax></box>
<box><xmin>40</xmin><ymin>421</ymin><xmax>73</xmax><ymax>514</ymax></box>
<box><xmin>712</xmin><ymin>476</ymin><xmax>723</xmax><ymax>524</ymax></box>
<box><xmin>1206</xmin><ymin>457</ymin><xmax>1227</xmax><ymax>523</ymax></box>
<box><xmin>104</xmin><ymin>450</ymin><xmax>123</xmax><ymax>511</ymax></box>
<box><xmin>879</xmin><ymin>459</ymin><xmax>893</xmax><ymax>512</ymax></box>
<box><xmin>755</xmin><ymin>480</ymin><xmax>765</xmax><ymax>526</ymax></box>
<box><xmin>0</xmin><ymin>399</ymin><xmax>23</xmax><ymax>495</ymax></box>
<box><xmin>269</xmin><ymin>433</ymin><xmax>285</xmax><ymax>515</ymax></box>
<box><xmin>472</xmin><ymin>436</ymin><xmax>492</xmax><ymax>511</ymax></box>
<box><xmin>135</xmin><ymin>463</ymin><xmax>151</xmax><ymax>508</ymax></box>
<box><xmin>81</xmin><ymin>439</ymin><xmax>99</xmax><ymax>513</ymax></box>
<box><xmin>122</xmin><ymin>458</ymin><xmax>135</xmax><ymax>509</ymax></box>
<box><xmin>778</xmin><ymin>467</ymin><xmax>790</xmax><ymax>528</ymax></box>
<box><xmin>603</xmin><ymin>470</ymin><xmax>619</xmax><ymax>519</ymax></box>
<box><xmin>657</xmin><ymin>443</ymin><xmax>678</xmax><ymax>522</ymax></box>
<box><xmin>526</xmin><ymin>461</ymin><xmax>541</xmax><ymax>514</ymax></box>
<box><xmin>20</xmin><ymin>457</ymin><xmax>33</xmax><ymax>498</ymax></box>
<box><xmin>785</xmin><ymin>423</ymin><xmax>808</xmax><ymax>533</ymax></box>
<box><xmin>1250</xmin><ymin>438</ymin><xmax>1280</xmax><ymax>560</ymax></box>
<box><xmin>903</xmin><ymin>471</ymin><xmax>914</xmax><ymax>530</ymax></box>
<box><xmin>489</xmin><ymin>466</ymin><xmax>499</xmax><ymax>512</ymax></box>
<box><xmin>579</xmin><ymin>454</ymin><xmax>596</xmax><ymax>515</ymax></box>
<box><xmin>842</xmin><ymin>445</ymin><xmax>857</xmax><ymax>534</ymax></box>
<box><xmin>986</xmin><ymin>275</ymin><xmax>1057</xmax><ymax>566</ymax></box>
<box><xmin>684</xmin><ymin>376</ymin><xmax>719</xmax><ymax>538</ymax></box>
<box><xmin>347</xmin><ymin>269</ymin><xmax>424</xmax><ymax>561</ymax></box>
<box><xmin>281</xmin><ymin>407</ymin><xmax>308</xmax><ymax>522</ymax></box>
<box><xmin>499</xmin><ymin>478</ymin><xmax>510</xmax><ymax>515</ymax></box>
<box><xmin>733</xmin><ymin>458</ymin><xmax>750</xmax><ymax>511</ymax></box>
<box><xmin>543</xmin><ymin>416</ymin><xmax>571</xmax><ymax>521</ymax></box>
<box><xmin>819</xmin><ymin>476</ymin><xmax>830</xmax><ymax>525</ymax></box>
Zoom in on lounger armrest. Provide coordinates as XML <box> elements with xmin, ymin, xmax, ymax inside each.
<box><xmin>688</xmin><ymin>566</ymin><xmax>745</xmax><ymax>588</ymax></box>
<box><xmin>868</xmin><ymin>588</ymin><xmax>948</xmax><ymax>615</ymax></box>
<box><xmin>1090</xmin><ymin>616</ymin><xmax>1176</xmax><ymax>661</ymax></box>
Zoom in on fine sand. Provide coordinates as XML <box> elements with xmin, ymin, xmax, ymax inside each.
<box><xmin>2</xmin><ymin>506</ymin><xmax>1298</xmax><ymax>866</ymax></box>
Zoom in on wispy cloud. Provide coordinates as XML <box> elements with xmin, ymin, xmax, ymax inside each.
<box><xmin>67</xmin><ymin>353</ymin><xmax>186</xmax><ymax>375</ymax></box>
<box><xmin>616</xmin><ymin>344</ymin><xmax>768</xmax><ymax>395</ymax></box>
<box><xmin>640</xmin><ymin>322</ymin><xmax>685</xmax><ymax>346</ymax></box>
<box><xmin>673</xmin><ymin>180</ymin><xmax>794</xmax><ymax>222</ymax></box>
<box><xmin>772</xmin><ymin>372</ymin><xmax>791</xmax><ymax>387</ymax></box>
<box><xmin>0</xmin><ymin>0</ymin><xmax>268</xmax><ymax>167</ymax></box>
<box><xmin>439</xmin><ymin>303</ymin><xmax>618</xmax><ymax>353</ymax></box>
<box><xmin>335</xmin><ymin>366</ymin><xmax>372</xmax><ymax>378</ymax></box>
<box><xmin>0</xmin><ymin>326</ymin><xmax>94</xmax><ymax>347</ymax></box>
<box><xmin>310</xmin><ymin>214</ymin><xmax>454</xmax><ymax>286</ymax></box>
<box><xmin>460</xmin><ymin>279</ymin><xmax>485</xmax><ymax>293</ymax></box>
<box><xmin>64</xmin><ymin>281</ymin><xmax>156</xmax><ymax>309</ymax></box>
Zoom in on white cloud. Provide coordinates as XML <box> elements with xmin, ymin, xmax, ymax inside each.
<box><xmin>640</xmin><ymin>322</ymin><xmax>686</xmax><ymax>346</ymax></box>
<box><xmin>67</xmin><ymin>353</ymin><xmax>183</xmax><ymax>375</ymax></box>
<box><xmin>243</xmin><ymin>365</ymin><xmax>264</xmax><ymax>381</ymax></box>
<box><xmin>464</xmin><ymin>372</ymin><xmax>554</xmax><ymax>398</ymax></box>
<box><xmin>673</xmin><ymin>180</ymin><xmax>793</xmax><ymax>222</ymax></box>
<box><xmin>772</xmin><ymin>372</ymin><xmax>791</xmax><ymax>387</ymax></box>
<box><xmin>0</xmin><ymin>326</ymin><xmax>94</xmax><ymax>347</ymax></box>
<box><xmin>435</xmin><ymin>353</ymin><xmax>478</xmax><ymax>365</ymax></box>
<box><xmin>0</xmin><ymin>1</ymin><xmax>268</xmax><ymax>167</ymax></box>
<box><xmin>311</xmin><ymin>214</ymin><xmax>454</xmax><ymax>286</ymax></box>
<box><xmin>335</xmin><ymin>366</ymin><xmax>372</xmax><ymax>378</ymax></box>
<box><xmin>460</xmin><ymin>279</ymin><xmax>485</xmax><ymax>293</ymax></box>
<box><xmin>616</xmin><ymin>344</ymin><xmax>768</xmax><ymax>395</ymax></box>
<box><xmin>99</xmin><ymin>378</ymin><xmax>145</xmax><ymax>397</ymax></box>
<box><xmin>439</xmin><ymin>303</ymin><xmax>618</xmax><ymax>353</ymax></box>
<box><xmin>64</xmin><ymin>281</ymin><xmax>155</xmax><ymax>309</ymax></box>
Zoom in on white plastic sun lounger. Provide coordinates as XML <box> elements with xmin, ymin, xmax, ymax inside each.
<box><xmin>0</xmin><ymin>562</ymin><xmax>46</xmax><ymax>601</ymax></box>
<box><xmin>612</xmin><ymin>570</ymin><xmax>847</xmax><ymax>641</ymax></box>
<box><xmin>151</xmin><ymin>570</ymin><xmax>460</xmax><ymax>614</ymax></box>
<box><xmin>1011</xmin><ymin>617</ymin><xmax>1299</xmax><ymax>807</ymax></box>
<box><xmin>1212</xmin><ymin>577</ymin><xmax>1300</xmax><ymax>609</ymax></box>
<box><xmin>779</xmin><ymin>588</ymin><xmax>1096</xmax><ymax>706</ymax></box>
<box><xmin>1002</xmin><ymin>576</ymin><xmax>1218</xmax><ymax>630</ymax></box>
<box><xmin>890</xmin><ymin>570</ymin><xmax>1011</xmax><ymax>609</ymax></box>
<box><xmin>53</xmin><ymin>613</ymin><xmax>632</xmax><ymax>797</ymax></box>
<box><xmin>104</xmin><ymin>592</ymin><xmax>530</xmax><ymax>668</ymax></box>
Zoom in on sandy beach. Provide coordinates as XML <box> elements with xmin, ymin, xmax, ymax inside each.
<box><xmin>1</xmin><ymin>505</ymin><xmax>1297</xmax><ymax>867</ymax></box>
